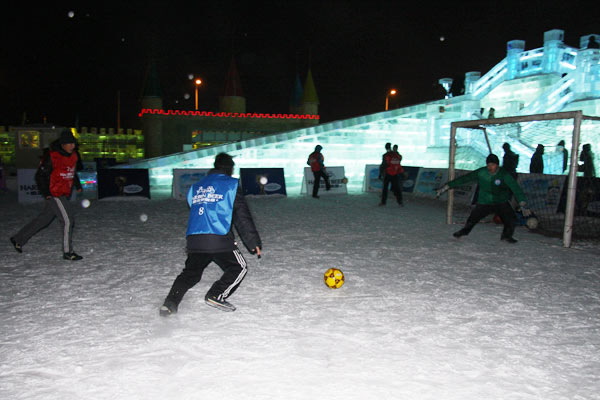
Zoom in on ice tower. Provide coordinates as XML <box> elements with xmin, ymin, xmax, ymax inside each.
<box><xmin>127</xmin><ymin>30</ymin><xmax>600</xmax><ymax>195</ymax></box>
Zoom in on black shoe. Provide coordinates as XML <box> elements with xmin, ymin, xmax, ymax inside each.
<box><xmin>159</xmin><ymin>300</ymin><xmax>178</xmax><ymax>317</ymax></box>
<box><xmin>453</xmin><ymin>229</ymin><xmax>468</xmax><ymax>238</ymax></box>
<box><xmin>501</xmin><ymin>236</ymin><xmax>518</xmax><ymax>244</ymax></box>
<box><xmin>63</xmin><ymin>252</ymin><xmax>83</xmax><ymax>261</ymax></box>
<box><xmin>205</xmin><ymin>294</ymin><xmax>236</xmax><ymax>312</ymax></box>
<box><xmin>10</xmin><ymin>237</ymin><xmax>22</xmax><ymax>253</ymax></box>
<box><xmin>378</xmin><ymin>202</ymin><xmax>385</xmax><ymax>206</ymax></box>
<box><xmin>312</xmin><ymin>195</ymin><xmax>319</xmax><ymax>199</ymax></box>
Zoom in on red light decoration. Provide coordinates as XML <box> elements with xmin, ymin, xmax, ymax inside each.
<box><xmin>138</xmin><ymin>108</ymin><xmax>319</xmax><ymax>120</ymax></box>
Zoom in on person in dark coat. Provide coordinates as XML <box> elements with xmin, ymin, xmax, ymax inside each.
<box><xmin>579</xmin><ymin>144</ymin><xmax>596</xmax><ymax>178</ymax></box>
<box><xmin>380</xmin><ymin>145</ymin><xmax>404</xmax><ymax>206</ymax></box>
<box><xmin>307</xmin><ymin>145</ymin><xmax>331</xmax><ymax>198</ymax></box>
<box><xmin>160</xmin><ymin>153</ymin><xmax>262</xmax><ymax>315</ymax></box>
<box><xmin>378</xmin><ymin>142</ymin><xmax>391</xmax><ymax>180</ymax></box>
<box><xmin>502</xmin><ymin>143</ymin><xmax>519</xmax><ymax>178</ymax></box>
<box><xmin>557</xmin><ymin>140</ymin><xmax>568</xmax><ymax>173</ymax></box>
<box><xmin>530</xmin><ymin>144</ymin><xmax>545</xmax><ymax>173</ymax></box>
<box><xmin>10</xmin><ymin>129</ymin><xmax>83</xmax><ymax>260</ymax></box>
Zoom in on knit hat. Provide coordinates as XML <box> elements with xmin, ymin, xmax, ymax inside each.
<box><xmin>59</xmin><ymin>129</ymin><xmax>76</xmax><ymax>144</ymax></box>
<box><xmin>486</xmin><ymin>153</ymin><xmax>500</xmax><ymax>165</ymax></box>
<box><xmin>214</xmin><ymin>152</ymin><xmax>234</xmax><ymax>168</ymax></box>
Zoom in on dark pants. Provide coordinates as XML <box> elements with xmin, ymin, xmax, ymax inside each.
<box><xmin>312</xmin><ymin>170</ymin><xmax>331</xmax><ymax>197</ymax></box>
<box><xmin>165</xmin><ymin>249</ymin><xmax>247</xmax><ymax>306</ymax></box>
<box><xmin>461</xmin><ymin>202</ymin><xmax>517</xmax><ymax>238</ymax></box>
<box><xmin>381</xmin><ymin>174</ymin><xmax>402</xmax><ymax>205</ymax></box>
<box><xmin>13</xmin><ymin>196</ymin><xmax>75</xmax><ymax>253</ymax></box>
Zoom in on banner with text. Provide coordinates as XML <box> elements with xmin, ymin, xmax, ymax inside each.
<box><xmin>172</xmin><ymin>169</ymin><xmax>210</xmax><ymax>200</ymax></box>
<box><xmin>303</xmin><ymin>166</ymin><xmax>347</xmax><ymax>196</ymax></box>
<box><xmin>97</xmin><ymin>169</ymin><xmax>151</xmax><ymax>200</ymax></box>
<box><xmin>240</xmin><ymin>168</ymin><xmax>287</xmax><ymax>196</ymax></box>
<box><xmin>364</xmin><ymin>165</ymin><xmax>420</xmax><ymax>193</ymax></box>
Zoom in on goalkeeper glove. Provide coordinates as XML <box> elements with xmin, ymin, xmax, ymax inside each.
<box><xmin>435</xmin><ymin>184</ymin><xmax>449</xmax><ymax>198</ymax></box>
<box><xmin>519</xmin><ymin>201</ymin><xmax>532</xmax><ymax>217</ymax></box>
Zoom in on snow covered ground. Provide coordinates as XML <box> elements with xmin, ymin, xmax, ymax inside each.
<box><xmin>1</xmin><ymin>189</ymin><xmax>599</xmax><ymax>400</ymax></box>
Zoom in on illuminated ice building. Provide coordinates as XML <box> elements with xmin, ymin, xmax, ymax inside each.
<box><xmin>129</xmin><ymin>30</ymin><xmax>600</xmax><ymax>195</ymax></box>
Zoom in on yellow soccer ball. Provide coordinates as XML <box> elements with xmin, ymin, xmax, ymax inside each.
<box><xmin>324</xmin><ymin>268</ymin><xmax>344</xmax><ymax>289</ymax></box>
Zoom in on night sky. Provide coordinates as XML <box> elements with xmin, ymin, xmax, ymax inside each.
<box><xmin>1</xmin><ymin>1</ymin><xmax>598</xmax><ymax>129</ymax></box>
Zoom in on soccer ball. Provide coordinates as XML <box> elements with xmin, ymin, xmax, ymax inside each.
<box><xmin>526</xmin><ymin>217</ymin><xmax>539</xmax><ymax>230</ymax></box>
<box><xmin>493</xmin><ymin>214</ymin><xmax>502</xmax><ymax>224</ymax></box>
<box><xmin>324</xmin><ymin>268</ymin><xmax>344</xmax><ymax>289</ymax></box>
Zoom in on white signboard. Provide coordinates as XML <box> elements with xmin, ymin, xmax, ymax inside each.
<box><xmin>413</xmin><ymin>168</ymin><xmax>448</xmax><ymax>199</ymax></box>
<box><xmin>17</xmin><ymin>169</ymin><xmax>42</xmax><ymax>203</ymax></box>
<box><xmin>518</xmin><ymin>173</ymin><xmax>566</xmax><ymax>214</ymax></box>
<box><xmin>303</xmin><ymin>166</ymin><xmax>347</xmax><ymax>196</ymax></box>
<box><xmin>450</xmin><ymin>169</ymin><xmax>478</xmax><ymax>205</ymax></box>
<box><xmin>172</xmin><ymin>169</ymin><xmax>211</xmax><ymax>200</ymax></box>
<box><xmin>364</xmin><ymin>164</ymin><xmax>382</xmax><ymax>192</ymax></box>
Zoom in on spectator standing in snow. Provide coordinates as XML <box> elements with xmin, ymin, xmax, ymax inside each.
<box><xmin>579</xmin><ymin>143</ymin><xmax>596</xmax><ymax>178</ymax></box>
<box><xmin>502</xmin><ymin>143</ymin><xmax>519</xmax><ymax>179</ymax></box>
<box><xmin>557</xmin><ymin>140</ymin><xmax>568</xmax><ymax>173</ymax></box>
<box><xmin>160</xmin><ymin>153</ymin><xmax>262</xmax><ymax>315</ymax></box>
<box><xmin>307</xmin><ymin>145</ymin><xmax>331</xmax><ymax>198</ymax></box>
<box><xmin>378</xmin><ymin>142</ymin><xmax>392</xmax><ymax>180</ymax></box>
<box><xmin>380</xmin><ymin>144</ymin><xmax>404</xmax><ymax>206</ymax></box>
<box><xmin>436</xmin><ymin>154</ymin><xmax>531</xmax><ymax>243</ymax></box>
<box><xmin>530</xmin><ymin>144</ymin><xmax>545</xmax><ymax>173</ymax></box>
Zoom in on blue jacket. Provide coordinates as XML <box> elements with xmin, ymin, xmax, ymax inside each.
<box><xmin>185</xmin><ymin>169</ymin><xmax>262</xmax><ymax>254</ymax></box>
<box><xmin>187</xmin><ymin>173</ymin><xmax>238</xmax><ymax>236</ymax></box>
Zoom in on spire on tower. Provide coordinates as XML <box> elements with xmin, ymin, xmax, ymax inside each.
<box><xmin>142</xmin><ymin>59</ymin><xmax>162</xmax><ymax>98</ymax></box>
<box><xmin>302</xmin><ymin>68</ymin><xmax>319</xmax><ymax>105</ymax></box>
<box><xmin>223</xmin><ymin>56</ymin><xmax>244</xmax><ymax>97</ymax></box>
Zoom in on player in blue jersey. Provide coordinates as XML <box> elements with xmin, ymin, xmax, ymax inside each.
<box><xmin>160</xmin><ymin>153</ymin><xmax>262</xmax><ymax>315</ymax></box>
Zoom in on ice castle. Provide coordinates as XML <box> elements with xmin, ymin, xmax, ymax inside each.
<box><xmin>125</xmin><ymin>29</ymin><xmax>600</xmax><ymax>194</ymax></box>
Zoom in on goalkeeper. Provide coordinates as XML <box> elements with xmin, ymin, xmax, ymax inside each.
<box><xmin>436</xmin><ymin>154</ymin><xmax>531</xmax><ymax>243</ymax></box>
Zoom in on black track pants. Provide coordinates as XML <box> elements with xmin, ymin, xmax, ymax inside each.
<box><xmin>165</xmin><ymin>248</ymin><xmax>248</xmax><ymax>306</ymax></box>
<box><xmin>462</xmin><ymin>202</ymin><xmax>517</xmax><ymax>238</ymax></box>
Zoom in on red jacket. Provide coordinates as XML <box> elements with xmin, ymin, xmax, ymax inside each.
<box><xmin>35</xmin><ymin>141</ymin><xmax>81</xmax><ymax>198</ymax></box>
<box><xmin>49</xmin><ymin>151</ymin><xmax>78</xmax><ymax>197</ymax></box>
<box><xmin>307</xmin><ymin>151</ymin><xmax>325</xmax><ymax>172</ymax></box>
<box><xmin>384</xmin><ymin>152</ymin><xmax>404</xmax><ymax>176</ymax></box>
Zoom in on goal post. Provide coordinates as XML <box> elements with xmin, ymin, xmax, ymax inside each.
<box><xmin>448</xmin><ymin>110</ymin><xmax>600</xmax><ymax>247</ymax></box>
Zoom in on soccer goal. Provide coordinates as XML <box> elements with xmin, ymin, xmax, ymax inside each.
<box><xmin>448</xmin><ymin>110</ymin><xmax>600</xmax><ymax>247</ymax></box>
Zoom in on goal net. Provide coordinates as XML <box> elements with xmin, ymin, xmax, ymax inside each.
<box><xmin>448</xmin><ymin>111</ymin><xmax>600</xmax><ymax>247</ymax></box>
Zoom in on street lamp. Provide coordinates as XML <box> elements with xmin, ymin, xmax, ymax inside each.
<box><xmin>194</xmin><ymin>78</ymin><xmax>203</xmax><ymax>110</ymax></box>
<box><xmin>385</xmin><ymin>89</ymin><xmax>397</xmax><ymax>111</ymax></box>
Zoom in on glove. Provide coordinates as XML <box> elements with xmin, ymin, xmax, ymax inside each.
<box><xmin>435</xmin><ymin>184</ymin><xmax>449</xmax><ymax>198</ymax></box>
<box><xmin>519</xmin><ymin>201</ymin><xmax>532</xmax><ymax>217</ymax></box>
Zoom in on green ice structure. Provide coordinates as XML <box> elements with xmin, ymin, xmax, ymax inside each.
<box><xmin>122</xmin><ymin>30</ymin><xmax>600</xmax><ymax>195</ymax></box>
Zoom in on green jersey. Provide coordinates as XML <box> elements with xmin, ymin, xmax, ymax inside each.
<box><xmin>448</xmin><ymin>167</ymin><xmax>526</xmax><ymax>205</ymax></box>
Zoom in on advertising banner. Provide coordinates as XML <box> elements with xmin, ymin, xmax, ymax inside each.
<box><xmin>450</xmin><ymin>169</ymin><xmax>478</xmax><ymax>205</ymax></box>
<box><xmin>172</xmin><ymin>169</ymin><xmax>210</xmax><ymax>200</ymax></box>
<box><xmin>303</xmin><ymin>166</ymin><xmax>347</xmax><ymax>196</ymax></box>
<box><xmin>414</xmin><ymin>168</ymin><xmax>448</xmax><ymax>198</ymax></box>
<box><xmin>517</xmin><ymin>173</ymin><xmax>566</xmax><ymax>214</ymax></box>
<box><xmin>240</xmin><ymin>168</ymin><xmax>287</xmax><ymax>196</ymax></box>
<box><xmin>365</xmin><ymin>165</ymin><xmax>420</xmax><ymax>193</ymax></box>
<box><xmin>17</xmin><ymin>169</ymin><xmax>42</xmax><ymax>203</ymax></box>
<box><xmin>97</xmin><ymin>169</ymin><xmax>150</xmax><ymax>200</ymax></box>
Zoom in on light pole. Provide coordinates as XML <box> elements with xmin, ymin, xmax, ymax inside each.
<box><xmin>385</xmin><ymin>89</ymin><xmax>397</xmax><ymax>111</ymax></box>
<box><xmin>194</xmin><ymin>78</ymin><xmax>203</xmax><ymax>110</ymax></box>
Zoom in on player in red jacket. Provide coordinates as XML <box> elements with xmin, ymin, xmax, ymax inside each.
<box><xmin>380</xmin><ymin>145</ymin><xmax>404</xmax><ymax>206</ymax></box>
<box><xmin>10</xmin><ymin>129</ymin><xmax>83</xmax><ymax>260</ymax></box>
<box><xmin>307</xmin><ymin>145</ymin><xmax>331</xmax><ymax>198</ymax></box>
